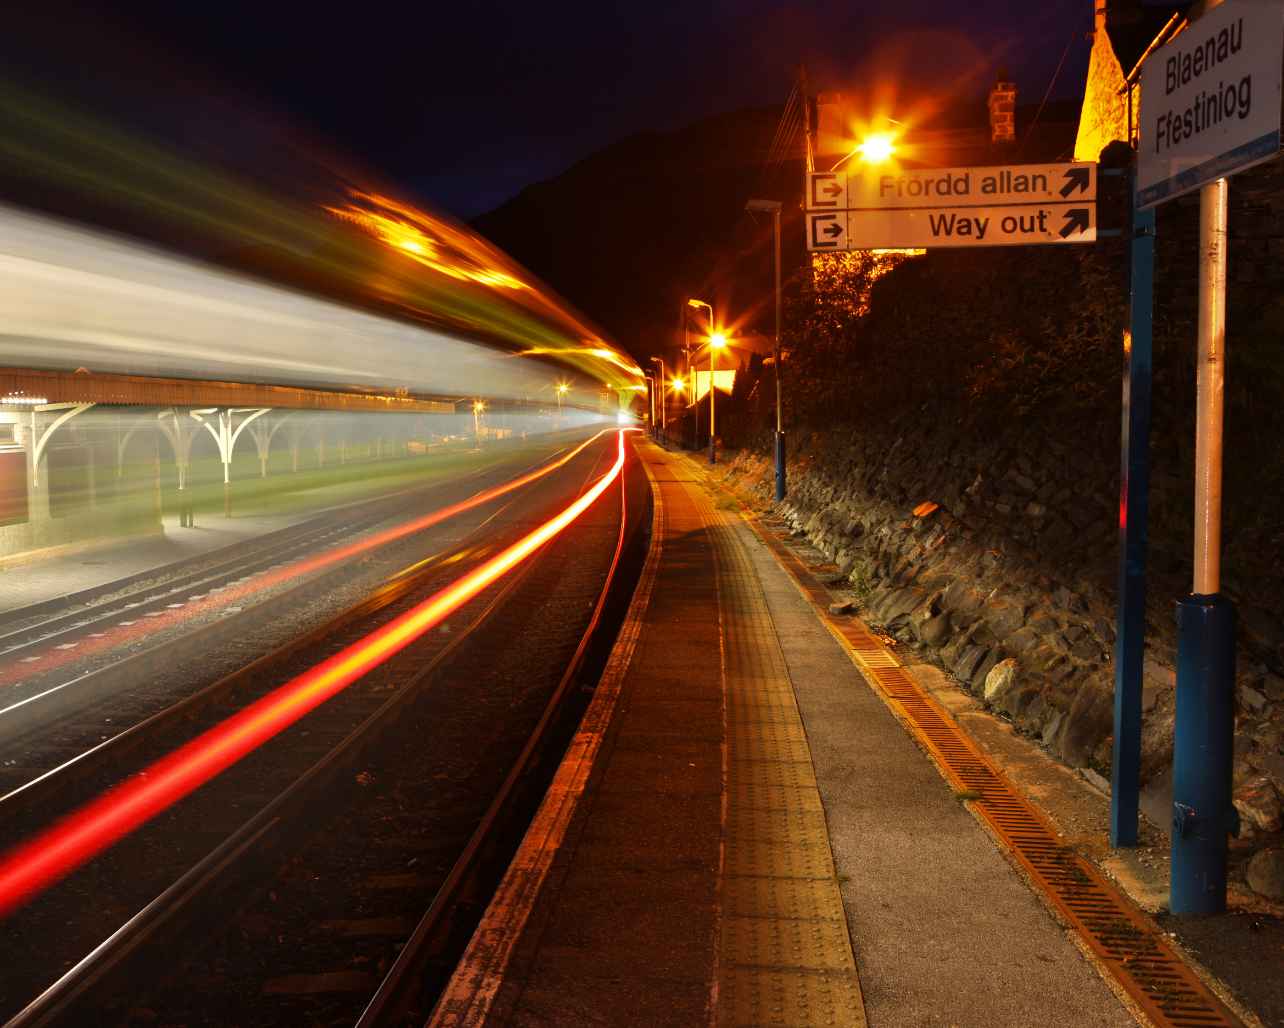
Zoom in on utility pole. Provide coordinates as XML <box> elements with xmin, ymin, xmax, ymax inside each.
<box><xmin>800</xmin><ymin>64</ymin><xmax>814</xmax><ymax>174</ymax></box>
<box><xmin>747</xmin><ymin>198</ymin><xmax>785</xmax><ymax>499</ymax></box>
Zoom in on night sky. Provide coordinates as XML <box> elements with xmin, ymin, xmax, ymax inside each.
<box><xmin>7</xmin><ymin>2</ymin><xmax>1092</xmax><ymax>219</ymax></box>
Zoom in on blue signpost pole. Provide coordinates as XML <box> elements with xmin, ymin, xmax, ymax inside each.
<box><xmin>1110</xmin><ymin>169</ymin><xmax>1154</xmax><ymax>848</ymax></box>
<box><xmin>1171</xmin><ymin>177</ymin><xmax>1236</xmax><ymax>915</ymax></box>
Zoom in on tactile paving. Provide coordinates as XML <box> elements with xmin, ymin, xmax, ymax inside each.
<box><xmin>696</xmin><ymin>494</ymin><xmax>866</xmax><ymax>1027</ymax></box>
<box><xmin>723</xmin><ymin>916</ymin><xmax>857</xmax><ymax>971</ymax></box>
<box><xmin>727</xmin><ymin>755</ymin><xmax>819</xmax><ymax>790</ymax></box>
<box><xmin>728</xmin><ymin>779</ymin><xmax>826</xmax><ymax>813</ymax></box>
<box><xmin>720</xmin><ymin>967</ymin><xmax>866</xmax><ymax>1028</ymax></box>
<box><xmin>725</xmin><ymin>836</ymin><xmax>838</xmax><ymax>880</ymax></box>
<box><xmin>723</xmin><ymin>876</ymin><xmax>848</xmax><ymax>921</ymax></box>
<box><xmin>728</xmin><ymin>803</ymin><xmax>831</xmax><ymax>845</ymax></box>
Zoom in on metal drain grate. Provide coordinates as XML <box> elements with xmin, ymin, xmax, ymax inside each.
<box><xmin>754</xmin><ymin>535</ymin><xmax>1242</xmax><ymax>1028</ymax></box>
<box><xmin>840</xmin><ymin>634</ymin><xmax>1239</xmax><ymax>1027</ymax></box>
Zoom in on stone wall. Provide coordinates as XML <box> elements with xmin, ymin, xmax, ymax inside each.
<box><xmin>719</xmin><ymin>412</ymin><xmax>1284</xmax><ymax>898</ymax></box>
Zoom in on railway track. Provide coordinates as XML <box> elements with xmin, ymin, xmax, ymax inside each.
<box><xmin>0</xmin><ymin>430</ymin><xmax>646</xmax><ymax>1026</ymax></box>
<box><xmin>0</xmin><ymin>431</ymin><xmax>608</xmax><ymax>790</ymax></box>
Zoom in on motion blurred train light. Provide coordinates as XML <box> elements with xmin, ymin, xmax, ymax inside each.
<box><xmin>0</xmin><ymin>431</ymin><xmax>616</xmax><ymax>694</ymax></box>
<box><xmin>0</xmin><ymin>431</ymin><xmax>631</xmax><ymax>917</ymax></box>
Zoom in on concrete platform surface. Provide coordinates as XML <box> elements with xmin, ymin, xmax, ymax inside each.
<box><xmin>432</xmin><ymin>440</ymin><xmax>1137</xmax><ymax>1027</ymax></box>
<box><xmin>0</xmin><ymin>513</ymin><xmax>308</xmax><ymax>616</ymax></box>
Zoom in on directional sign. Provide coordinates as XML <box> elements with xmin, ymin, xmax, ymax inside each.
<box><xmin>839</xmin><ymin>203</ymin><xmax>1096</xmax><ymax>250</ymax></box>
<box><xmin>807</xmin><ymin>172</ymin><xmax>848</xmax><ymax>210</ymax></box>
<box><xmin>1137</xmin><ymin>0</ymin><xmax>1283</xmax><ymax>208</ymax></box>
<box><xmin>806</xmin><ymin>161</ymin><xmax>1099</xmax><ymax>250</ymax></box>
<box><xmin>829</xmin><ymin>161</ymin><xmax>1097</xmax><ymax>209</ymax></box>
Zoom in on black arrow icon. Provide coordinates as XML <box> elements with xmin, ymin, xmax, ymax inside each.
<box><xmin>810</xmin><ymin>214</ymin><xmax>843</xmax><ymax>247</ymax></box>
<box><xmin>1059</xmin><ymin>208</ymin><xmax>1090</xmax><ymax>238</ymax></box>
<box><xmin>1060</xmin><ymin>166</ymin><xmax>1091</xmax><ymax>197</ymax></box>
<box><xmin>822</xmin><ymin>181</ymin><xmax>843</xmax><ymax>198</ymax></box>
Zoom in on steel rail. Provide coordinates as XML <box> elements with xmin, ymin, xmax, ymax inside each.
<box><xmin>0</xmin><ymin>440</ymin><xmax>518</xmax><ymax>634</ymax></box>
<box><xmin>0</xmin><ymin>508</ymin><xmax>502</xmax><ymax>819</ymax></box>
<box><xmin>4</xmin><ymin>434</ymin><xmax>628</xmax><ymax>1026</ymax></box>
<box><xmin>356</xmin><ymin>444</ymin><xmax>640</xmax><ymax>1026</ymax></box>
<box><xmin>0</xmin><ymin>431</ymin><xmax>611</xmax><ymax>737</ymax></box>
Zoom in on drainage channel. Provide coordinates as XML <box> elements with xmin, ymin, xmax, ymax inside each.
<box><xmin>744</xmin><ymin>514</ymin><xmax>1243</xmax><ymax>1028</ymax></box>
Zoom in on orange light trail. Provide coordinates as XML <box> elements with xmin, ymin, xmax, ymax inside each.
<box><xmin>0</xmin><ymin>430</ymin><xmax>614</xmax><ymax>695</ymax></box>
<box><xmin>0</xmin><ymin>430</ymin><xmax>631</xmax><ymax>917</ymax></box>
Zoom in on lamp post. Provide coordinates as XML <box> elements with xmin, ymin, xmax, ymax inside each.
<box><xmin>472</xmin><ymin>399</ymin><xmax>485</xmax><ymax>447</ymax></box>
<box><xmin>687</xmin><ymin>298</ymin><xmax>720</xmax><ymax>462</ymax></box>
<box><xmin>649</xmin><ymin>356</ymin><xmax>667</xmax><ymax>439</ymax></box>
<box><xmin>556</xmin><ymin>381</ymin><xmax>569</xmax><ymax>425</ymax></box>
<box><xmin>746</xmin><ymin>198</ymin><xmax>785</xmax><ymax>500</ymax></box>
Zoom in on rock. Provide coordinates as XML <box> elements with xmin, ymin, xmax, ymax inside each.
<box><xmin>953</xmin><ymin>644</ymin><xmax>989</xmax><ymax>684</ymax></box>
<box><xmin>1253</xmin><ymin>751</ymin><xmax>1284</xmax><ymax>791</ymax></box>
<box><xmin>1240</xmin><ymin>685</ymin><xmax>1268</xmax><ymax>714</ymax></box>
<box><xmin>1041</xmin><ymin>709</ymin><xmax>1065</xmax><ymax>747</ymax></box>
<box><xmin>1025</xmin><ymin>500</ymin><xmax>1046</xmax><ymax>517</ymax></box>
<box><xmin>916</xmin><ymin>611</ymin><xmax>952</xmax><ymax>648</ymax></box>
<box><xmin>1246</xmin><ymin>849</ymin><xmax>1284</xmax><ymax>901</ymax></box>
<box><xmin>1004</xmin><ymin>625</ymin><xmax>1044</xmax><ymax>657</ymax></box>
<box><xmin>1241</xmin><ymin>605</ymin><xmax>1284</xmax><ymax>653</ymax></box>
<box><xmin>1143</xmin><ymin>658</ymin><xmax>1176</xmax><ymax>688</ymax></box>
<box><xmin>985</xmin><ymin>602</ymin><xmax>1025</xmax><ymax>641</ymax></box>
<box><xmin>1089</xmin><ymin>616</ymin><xmax>1116</xmax><ymax>647</ymax></box>
<box><xmin>829</xmin><ymin>599</ymin><xmax>855</xmax><ymax>616</ymax></box>
<box><xmin>1140</xmin><ymin>682</ymin><xmax>1163</xmax><ymax>713</ymax></box>
<box><xmin>1057</xmin><ymin>683</ymin><xmax>1113</xmax><ymax>767</ymax></box>
<box><xmin>942</xmin><ymin>580</ymin><xmax>983</xmax><ymax>614</ymax></box>
<box><xmin>1070</xmin><ymin>635</ymin><xmax>1102</xmax><ymax>662</ymax></box>
<box><xmin>1263</xmin><ymin>673</ymin><xmax>1284</xmax><ymax>703</ymax></box>
<box><xmin>983</xmin><ymin>658</ymin><xmax>1019</xmax><ymax>703</ymax></box>
<box><xmin>1236</xmin><ymin>777</ymin><xmax>1283</xmax><ymax>833</ymax></box>
<box><xmin>970</xmin><ymin>649</ymin><xmax>1000</xmax><ymax>688</ymax></box>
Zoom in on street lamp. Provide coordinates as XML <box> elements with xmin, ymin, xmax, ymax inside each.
<box><xmin>648</xmin><ymin>356</ymin><xmax>667</xmax><ymax>439</ymax></box>
<box><xmin>556</xmin><ymin>381</ymin><xmax>569</xmax><ymax>422</ymax></box>
<box><xmin>747</xmin><ymin>197</ymin><xmax>786</xmax><ymax>500</ymax></box>
<box><xmin>830</xmin><ymin>129</ymin><xmax>898</xmax><ymax>172</ymax></box>
<box><xmin>472</xmin><ymin>399</ymin><xmax>485</xmax><ymax>446</ymax></box>
<box><xmin>688</xmin><ymin>298</ymin><xmax>721</xmax><ymax>462</ymax></box>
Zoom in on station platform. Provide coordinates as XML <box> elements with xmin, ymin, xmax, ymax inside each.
<box><xmin>0</xmin><ymin>512</ymin><xmax>309</xmax><ymax>617</ymax></box>
<box><xmin>430</xmin><ymin>439</ymin><xmax>1202</xmax><ymax>1028</ymax></box>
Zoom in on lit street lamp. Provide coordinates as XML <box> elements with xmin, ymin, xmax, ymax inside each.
<box><xmin>556</xmin><ymin>381</ymin><xmax>569</xmax><ymax>422</ymax></box>
<box><xmin>687</xmin><ymin>298</ymin><xmax>722</xmax><ymax>463</ymax></box>
<box><xmin>472</xmin><ymin>399</ymin><xmax>485</xmax><ymax>446</ymax></box>
<box><xmin>649</xmin><ymin>356</ymin><xmax>667</xmax><ymax>439</ymax></box>
<box><xmin>747</xmin><ymin>197</ymin><xmax>785</xmax><ymax>500</ymax></box>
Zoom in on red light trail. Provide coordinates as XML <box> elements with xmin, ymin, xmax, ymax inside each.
<box><xmin>0</xmin><ymin>430</ymin><xmax>630</xmax><ymax>918</ymax></box>
<box><xmin>0</xmin><ymin>430</ymin><xmax>614</xmax><ymax>699</ymax></box>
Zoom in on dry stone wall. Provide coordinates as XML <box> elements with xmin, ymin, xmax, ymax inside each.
<box><xmin>720</xmin><ymin>415</ymin><xmax>1284</xmax><ymax>899</ymax></box>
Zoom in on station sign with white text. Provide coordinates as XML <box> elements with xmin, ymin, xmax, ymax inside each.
<box><xmin>1137</xmin><ymin>0</ymin><xmax>1283</xmax><ymax>208</ymax></box>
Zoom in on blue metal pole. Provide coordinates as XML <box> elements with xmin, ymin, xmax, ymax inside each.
<box><xmin>1171</xmin><ymin>594</ymin><xmax>1236</xmax><ymax>913</ymax></box>
<box><xmin>1171</xmin><ymin>177</ymin><xmax>1234</xmax><ymax>915</ymax></box>
<box><xmin>1110</xmin><ymin>172</ymin><xmax>1154</xmax><ymax>848</ymax></box>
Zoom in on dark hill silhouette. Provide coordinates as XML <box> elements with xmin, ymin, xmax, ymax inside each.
<box><xmin>471</xmin><ymin>99</ymin><xmax>1079</xmax><ymax>361</ymax></box>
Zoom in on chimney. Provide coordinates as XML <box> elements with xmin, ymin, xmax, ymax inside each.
<box><xmin>988</xmin><ymin>73</ymin><xmax>1017</xmax><ymax>144</ymax></box>
<box><xmin>815</xmin><ymin>92</ymin><xmax>847</xmax><ymax>160</ymax></box>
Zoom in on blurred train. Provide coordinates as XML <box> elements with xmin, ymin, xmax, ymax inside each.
<box><xmin>0</xmin><ymin>80</ymin><xmax>641</xmax><ymax>404</ymax></box>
